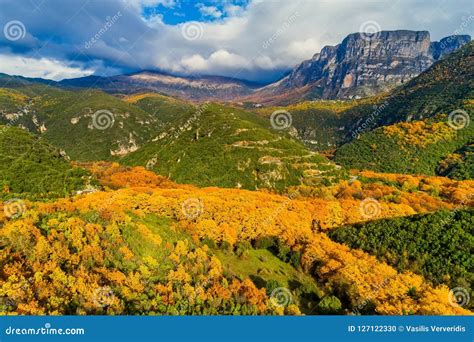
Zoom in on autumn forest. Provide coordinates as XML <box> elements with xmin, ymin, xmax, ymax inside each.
<box><xmin>0</xmin><ymin>26</ymin><xmax>473</xmax><ymax>318</ymax></box>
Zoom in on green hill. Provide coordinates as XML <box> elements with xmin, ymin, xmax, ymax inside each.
<box><xmin>437</xmin><ymin>142</ymin><xmax>474</xmax><ymax>180</ymax></box>
<box><xmin>0</xmin><ymin>86</ymin><xmax>346</xmax><ymax>190</ymax></box>
<box><xmin>0</xmin><ymin>85</ymin><xmax>162</xmax><ymax>161</ymax></box>
<box><xmin>328</xmin><ymin>209</ymin><xmax>474</xmax><ymax>289</ymax></box>
<box><xmin>122</xmin><ymin>103</ymin><xmax>346</xmax><ymax>191</ymax></box>
<box><xmin>0</xmin><ymin>125</ymin><xmax>89</xmax><ymax>199</ymax></box>
<box><xmin>255</xmin><ymin>99</ymin><xmax>377</xmax><ymax>151</ymax></box>
<box><xmin>334</xmin><ymin>113</ymin><xmax>473</xmax><ymax>175</ymax></box>
<box><xmin>123</xmin><ymin>92</ymin><xmax>194</xmax><ymax>123</ymax></box>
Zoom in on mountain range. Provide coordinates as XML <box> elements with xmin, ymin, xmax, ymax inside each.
<box><xmin>1</xmin><ymin>30</ymin><xmax>469</xmax><ymax>106</ymax></box>
<box><xmin>2</xmin><ymin>30</ymin><xmax>467</xmax><ymax>105</ymax></box>
<box><xmin>58</xmin><ymin>72</ymin><xmax>262</xmax><ymax>101</ymax></box>
<box><xmin>1</xmin><ymin>28</ymin><xmax>473</xmax><ymax>317</ymax></box>
<box><xmin>245</xmin><ymin>31</ymin><xmax>471</xmax><ymax>104</ymax></box>
<box><xmin>0</xmin><ymin>30</ymin><xmax>472</xmax><ymax>191</ymax></box>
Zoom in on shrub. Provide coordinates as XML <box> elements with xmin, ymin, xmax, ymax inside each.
<box><xmin>253</xmin><ymin>236</ymin><xmax>277</xmax><ymax>250</ymax></box>
<box><xmin>265</xmin><ymin>279</ymin><xmax>283</xmax><ymax>295</ymax></box>
<box><xmin>235</xmin><ymin>241</ymin><xmax>252</xmax><ymax>258</ymax></box>
<box><xmin>317</xmin><ymin>296</ymin><xmax>342</xmax><ymax>314</ymax></box>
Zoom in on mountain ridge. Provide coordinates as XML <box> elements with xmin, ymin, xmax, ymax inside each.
<box><xmin>58</xmin><ymin>70</ymin><xmax>265</xmax><ymax>101</ymax></box>
<box><xmin>334</xmin><ymin>41</ymin><xmax>474</xmax><ymax>176</ymax></box>
<box><xmin>1</xmin><ymin>30</ymin><xmax>469</xmax><ymax>105</ymax></box>
<box><xmin>243</xmin><ymin>30</ymin><xmax>470</xmax><ymax>104</ymax></box>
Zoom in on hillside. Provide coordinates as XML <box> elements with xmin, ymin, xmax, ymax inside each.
<box><xmin>437</xmin><ymin>142</ymin><xmax>474</xmax><ymax>180</ymax></box>
<box><xmin>348</xmin><ymin>40</ymin><xmax>474</xmax><ymax>134</ymax></box>
<box><xmin>1</xmin><ymin>163</ymin><xmax>472</xmax><ymax>315</ymax></box>
<box><xmin>333</xmin><ymin>42</ymin><xmax>474</xmax><ymax>176</ymax></box>
<box><xmin>123</xmin><ymin>92</ymin><xmax>195</xmax><ymax>124</ymax></box>
<box><xmin>0</xmin><ymin>85</ymin><xmax>163</xmax><ymax>161</ymax></box>
<box><xmin>0</xmin><ymin>125</ymin><xmax>89</xmax><ymax>199</ymax></box>
<box><xmin>334</xmin><ymin>114</ymin><xmax>473</xmax><ymax>176</ymax></box>
<box><xmin>0</xmin><ymin>83</ymin><xmax>354</xmax><ymax>191</ymax></box>
<box><xmin>255</xmin><ymin>98</ymin><xmax>378</xmax><ymax>151</ymax></box>
<box><xmin>121</xmin><ymin>101</ymin><xmax>345</xmax><ymax>191</ymax></box>
<box><xmin>328</xmin><ymin>209</ymin><xmax>474</xmax><ymax>290</ymax></box>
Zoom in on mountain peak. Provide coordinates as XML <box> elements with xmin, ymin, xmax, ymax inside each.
<box><xmin>244</xmin><ymin>30</ymin><xmax>470</xmax><ymax>104</ymax></box>
<box><xmin>12</xmin><ymin>29</ymin><xmax>470</xmax><ymax>105</ymax></box>
<box><xmin>346</xmin><ymin>29</ymin><xmax>430</xmax><ymax>40</ymax></box>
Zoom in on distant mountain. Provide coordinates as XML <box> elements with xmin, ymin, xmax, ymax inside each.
<box><xmin>0</xmin><ymin>73</ymin><xmax>58</xmax><ymax>86</ymax></box>
<box><xmin>243</xmin><ymin>31</ymin><xmax>470</xmax><ymax>104</ymax></box>
<box><xmin>1</xmin><ymin>30</ymin><xmax>469</xmax><ymax>105</ymax></box>
<box><xmin>346</xmin><ymin>40</ymin><xmax>474</xmax><ymax>132</ymax></box>
<box><xmin>59</xmin><ymin>71</ymin><xmax>263</xmax><ymax>101</ymax></box>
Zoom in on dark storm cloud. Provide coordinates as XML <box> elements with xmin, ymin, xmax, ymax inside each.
<box><xmin>0</xmin><ymin>0</ymin><xmax>472</xmax><ymax>81</ymax></box>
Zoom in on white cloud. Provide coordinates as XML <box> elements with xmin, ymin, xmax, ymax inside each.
<box><xmin>196</xmin><ymin>4</ymin><xmax>223</xmax><ymax>19</ymax></box>
<box><xmin>0</xmin><ymin>54</ymin><xmax>94</xmax><ymax>80</ymax></box>
<box><xmin>224</xmin><ymin>4</ymin><xmax>244</xmax><ymax>17</ymax></box>
<box><xmin>285</xmin><ymin>38</ymin><xmax>320</xmax><ymax>60</ymax></box>
<box><xmin>127</xmin><ymin>0</ymin><xmax>178</xmax><ymax>10</ymax></box>
<box><xmin>179</xmin><ymin>49</ymin><xmax>249</xmax><ymax>73</ymax></box>
<box><xmin>147</xmin><ymin>0</ymin><xmax>474</xmax><ymax>81</ymax></box>
<box><xmin>180</xmin><ymin>54</ymin><xmax>208</xmax><ymax>71</ymax></box>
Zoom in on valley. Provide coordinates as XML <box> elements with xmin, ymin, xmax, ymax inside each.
<box><xmin>0</xmin><ymin>31</ymin><xmax>472</xmax><ymax>317</ymax></box>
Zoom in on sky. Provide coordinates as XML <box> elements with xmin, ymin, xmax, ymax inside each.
<box><xmin>0</xmin><ymin>0</ymin><xmax>472</xmax><ymax>82</ymax></box>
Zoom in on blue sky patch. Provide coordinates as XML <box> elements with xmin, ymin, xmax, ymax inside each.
<box><xmin>141</xmin><ymin>0</ymin><xmax>249</xmax><ymax>25</ymax></box>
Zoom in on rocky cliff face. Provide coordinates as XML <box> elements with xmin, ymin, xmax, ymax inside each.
<box><xmin>53</xmin><ymin>30</ymin><xmax>470</xmax><ymax>104</ymax></box>
<box><xmin>249</xmin><ymin>30</ymin><xmax>470</xmax><ymax>102</ymax></box>
<box><xmin>430</xmin><ymin>35</ymin><xmax>472</xmax><ymax>60</ymax></box>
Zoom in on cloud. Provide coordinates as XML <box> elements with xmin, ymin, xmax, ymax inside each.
<box><xmin>285</xmin><ymin>38</ymin><xmax>320</xmax><ymax>60</ymax></box>
<box><xmin>180</xmin><ymin>49</ymin><xmax>249</xmax><ymax>73</ymax></box>
<box><xmin>196</xmin><ymin>4</ymin><xmax>223</xmax><ymax>19</ymax></box>
<box><xmin>128</xmin><ymin>0</ymin><xmax>178</xmax><ymax>10</ymax></box>
<box><xmin>0</xmin><ymin>0</ymin><xmax>472</xmax><ymax>82</ymax></box>
<box><xmin>223</xmin><ymin>4</ymin><xmax>244</xmax><ymax>17</ymax></box>
<box><xmin>0</xmin><ymin>54</ymin><xmax>94</xmax><ymax>80</ymax></box>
